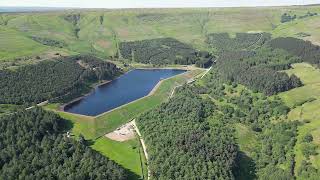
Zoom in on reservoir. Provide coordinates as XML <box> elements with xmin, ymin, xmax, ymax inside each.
<box><xmin>64</xmin><ymin>69</ymin><xmax>186</xmax><ymax>116</ymax></box>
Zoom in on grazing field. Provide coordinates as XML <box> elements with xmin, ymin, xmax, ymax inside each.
<box><xmin>284</xmin><ymin>63</ymin><xmax>320</xmax><ymax>85</ymax></box>
<box><xmin>279</xmin><ymin>62</ymin><xmax>320</xmax><ymax>176</ymax></box>
<box><xmin>280</xmin><ymin>84</ymin><xmax>320</xmax><ymax>108</ymax></box>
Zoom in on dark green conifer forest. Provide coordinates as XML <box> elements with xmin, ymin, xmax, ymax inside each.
<box><xmin>0</xmin><ymin>55</ymin><xmax>121</xmax><ymax>104</ymax></box>
<box><xmin>0</xmin><ymin>108</ymin><xmax>128</xmax><ymax>180</ymax></box>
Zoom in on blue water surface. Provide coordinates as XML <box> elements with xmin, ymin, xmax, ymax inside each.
<box><xmin>64</xmin><ymin>69</ymin><xmax>186</xmax><ymax>116</ymax></box>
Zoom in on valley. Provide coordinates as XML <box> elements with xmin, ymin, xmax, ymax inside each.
<box><xmin>1</xmin><ymin>4</ymin><xmax>320</xmax><ymax>180</ymax></box>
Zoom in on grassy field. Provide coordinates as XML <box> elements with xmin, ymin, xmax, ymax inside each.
<box><xmin>1</xmin><ymin>5</ymin><xmax>320</xmax><ymax>62</ymax></box>
<box><xmin>279</xmin><ymin>63</ymin><xmax>320</xmax><ymax>177</ymax></box>
<box><xmin>0</xmin><ymin>26</ymin><xmax>75</xmax><ymax>67</ymax></box>
<box><xmin>272</xmin><ymin>15</ymin><xmax>320</xmax><ymax>45</ymax></box>
<box><xmin>45</xmin><ymin>105</ymin><xmax>147</xmax><ymax>179</ymax></box>
<box><xmin>234</xmin><ymin>123</ymin><xmax>258</xmax><ymax>155</ymax></box>
<box><xmin>0</xmin><ymin>26</ymin><xmax>48</xmax><ymax>60</ymax></box>
<box><xmin>91</xmin><ymin>137</ymin><xmax>147</xmax><ymax>179</ymax></box>
<box><xmin>279</xmin><ymin>63</ymin><xmax>320</xmax><ymax>108</ymax></box>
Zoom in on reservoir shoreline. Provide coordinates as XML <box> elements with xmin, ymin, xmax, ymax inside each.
<box><xmin>61</xmin><ymin>68</ymin><xmax>188</xmax><ymax>117</ymax></box>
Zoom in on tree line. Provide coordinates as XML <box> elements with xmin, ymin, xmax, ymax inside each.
<box><xmin>0</xmin><ymin>55</ymin><xmax>121</xmax><ymax>105</ymax></box>
<box><xmin>270</xmin><ymin>37</ymin><xmax>320</xmax><ymax>66</ymax></box>
<box><xmin>119</xmin><ymin>38</ymin><xmax>214</xmax><ymax>67</ymax></box>
<box><xmin>281</xmin><ymin>12</ymin><xmax>318</xmax><ymax>23</ymax></box>
<box><xmin>0</xmin><ymin>108</ymin><xmax>128</xmax><ymax>180</ymax></box>
<box><xmin>31</xmin><ymin>36</ymin><xmax>66</xmax><ymax>48</ymax></box>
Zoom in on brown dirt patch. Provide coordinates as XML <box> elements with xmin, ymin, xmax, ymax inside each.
<box><xmin>105</xmin><ymin>121</ymin><xmax>135</xmax><ymax>142</ymax></box>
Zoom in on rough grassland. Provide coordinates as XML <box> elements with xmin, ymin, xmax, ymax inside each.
<box><xmin>272</xmin><ymin>15</ymin><xmax>320</xmax><ymax>45</ymax></box>
<box><xmin>1</xmin><ymin>6</ymin><xmax>320</xmax><ymax>60</ymax></box>
<box><xmin>279</xmin><ymin>63</ymin><xmax>320</xmax><ymax>176</ymax></box>
<box><xmin>285</xmin><ymin>63</ymin><xmax>320</xmax><ymax>85</ymax></box>
<box><xmin>279</xmin><ymin>63</ymin><xmax>320</xmax><ymax>108</ymax></box>
<box><xmin>0</xmin><ymin>27</ymin><xmax>48</xmax><ymax>60</ymax></box>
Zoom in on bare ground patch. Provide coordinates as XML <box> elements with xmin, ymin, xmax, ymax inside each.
<box><xmin>105</xmin><ymin>121</ymin><xmax>135</xmax><ymax>142</ymax></box>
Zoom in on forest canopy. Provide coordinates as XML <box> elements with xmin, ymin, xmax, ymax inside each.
<box><xmin>0</xmin><ymin>55</ymin><xmax>121</xmax><ymax>104</ymax></box>
<box><xmin>0</xmin><ymin>108</ymin><xmax>128</xmax><ymax>180</ymax></box>
<box><xmin>270</xmin><ymin>37</ymin><xmax>320</xmax><ymax>66</ymax></box>
<box><xmin>119</xmin><ymin>38</ymin><xmax>214</xmax><ymax>67</ymax></box>
<box><xmin>215</xmin><ymin>50</ymin><xmax>302</xmax><ymax>95</ymax></box>
<box><xmin>136</xmin><ymin>87</ymin><xmax>238</xmax><ymax>179</ymax></box>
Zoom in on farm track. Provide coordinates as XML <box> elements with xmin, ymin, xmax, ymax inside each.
<box><xmin>133</xmin><ymin>119</ymin><xmax>150</xmax><ymax>180</ymax></box>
